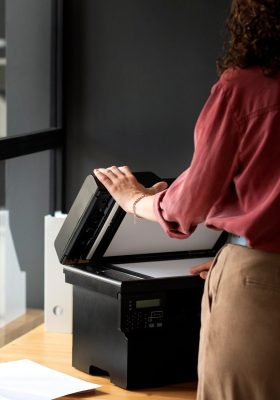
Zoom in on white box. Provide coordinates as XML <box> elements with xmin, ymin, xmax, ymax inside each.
<box><xmin>44</xmin><ymin>213</ymin><xmax>72</xmax><ymax>333</ymax></box>
<box><xmin>0</xmin><ymin>210</ymin><xmax>26</xmax><ymax>327</ymax></box>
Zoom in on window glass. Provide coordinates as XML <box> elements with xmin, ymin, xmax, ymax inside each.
<box><xmin>3</xmin><ymin>0</ymin><xmax>61</xmax><ymax>137</ymax></box>
<box><xmin>2</xmin><ymin>150</ymin><xmax>52</xmax><ymax>310</ymax></box>
<box><xmin>0</xmin><ymin>0</ymin><xmax>6</xmax><ymax>138</ymax></box>
<box><xmin>0</xmin><ymin>0</ymin><xmax>62</xmax><ymax>332</ymax></box>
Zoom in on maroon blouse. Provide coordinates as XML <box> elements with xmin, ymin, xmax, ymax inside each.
<box><xmin>154</xmin><ymin>67</ymin><xmax>280</xmax><ymax>253</ymax></box>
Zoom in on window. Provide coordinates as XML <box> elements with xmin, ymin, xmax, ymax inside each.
<box><xmin>0</xmin><ymin>0</ymin><xmax>63</xmax><ymax>324</ymax></box>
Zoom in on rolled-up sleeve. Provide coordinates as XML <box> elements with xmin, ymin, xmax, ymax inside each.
<box><xmin>153</xmin><ymin>81</ymin><xmax>241</xmax><ymax>238</ymax></box>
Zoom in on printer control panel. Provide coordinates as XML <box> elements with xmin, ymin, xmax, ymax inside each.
<box><xmin>121</xmin><ymin>294</ymin><xmax>165</xmax><ymax>334</ymax></box>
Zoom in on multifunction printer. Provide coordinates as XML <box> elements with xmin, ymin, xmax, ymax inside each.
<box><xmin>55</xmin><ymin>172</ymin><xmax>226</xmax><ymax>389</ymax></box>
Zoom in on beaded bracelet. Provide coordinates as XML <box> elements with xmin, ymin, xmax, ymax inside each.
<box><xmin>132</xmin><ymin>194</ymin><xmax>149</xmax><ymax>222</ymax></box>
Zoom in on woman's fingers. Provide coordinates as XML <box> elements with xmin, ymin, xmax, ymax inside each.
<box><xmin>95</xmin><ymin>166</ymin><xmax>131</xmax><ymax>180</ymax></box>
<box><xmin>93</xmin><ymin>168</ymin><xmax>114</xmax><ymax>187</ymax></box>
<box><xmin>119</xmin><ymin>165</ymin><xmax>133</xmax><ymax>176</ymax></box>
<box><xmin>96</xmin><ymin>167</ymin><xmax>120</xmax><ymax>178</ymax></box>
<box><xmin>200</xmin><ymin>271</ymin><xmax>208</xmax><ymax>280</ymax></box>
<box><xmin>191</xmin><ymin>260</ymin><xmax>212</xmax><ymax>280</ymax></box>
<box><xmin>94</xmin><ymin>167</ymin><xmax>123</xmax><ymax>187</ymax></box>
<box><xmin>108</xmin><ymin>166</ymin><xmax>127</xmax><ymax>177</ymax></box>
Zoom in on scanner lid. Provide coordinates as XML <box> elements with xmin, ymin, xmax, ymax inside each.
<box><xmin>54</xmin><ymin>172</ymin><xmax>164</xmax><ymax>265</ymax></box>
<box><xmin>54</xmin><ymin>172</ymin><xmax>225</xmax><ymax>266</ymax></box>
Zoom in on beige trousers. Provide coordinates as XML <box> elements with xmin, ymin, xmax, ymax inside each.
<box><xmin>197</xmin><ymin>244</ymin><xmax>280</xmax><ymax>400</ymax></box>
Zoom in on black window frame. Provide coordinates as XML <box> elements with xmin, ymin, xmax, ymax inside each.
<box><xmin>0</xmin><ymin>129</ymin><xmax>63</xmax><ymax>161</ymax></box>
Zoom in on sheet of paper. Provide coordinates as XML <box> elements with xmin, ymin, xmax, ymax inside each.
<box><xmin>0</xmin><ymin>395</ymin><xmax>10</xmax><ymax>400</ymax></box>
<box><xmin>115</xmin><ymin>257</ymin><xmax>213</xmax><ymax>278</ymax></box>
<box><xmin>0</xmin><ymin>359</ymin><xmax>100</xmax><ymax>400</ymax></box>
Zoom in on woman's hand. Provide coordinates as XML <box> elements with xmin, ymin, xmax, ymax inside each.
<box><xmin>93</xmin><ymin>166</ymin><xmax>168</xmax><ymax>214</ymax></box>
<box><xmin>191</xmin><ymin>260</ymin><xmax>213</xmax><ymax>280</ymax></box>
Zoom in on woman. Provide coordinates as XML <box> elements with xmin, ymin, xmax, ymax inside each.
<box><xmin>94</xmin><ymin>0</ymin><xmax>280</xmax><ymax>398</ymax></box>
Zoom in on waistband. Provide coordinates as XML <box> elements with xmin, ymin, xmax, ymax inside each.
<box><xmin>227</xmin><ymin>233</ymin><xmax>249</xmax><ymax>247</ymax></box>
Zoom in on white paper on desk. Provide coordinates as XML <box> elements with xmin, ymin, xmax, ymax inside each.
<box><xmin>0</xmin><ymin>359</ymin><xmax>101</xmax><ymax>399</ymax></box>
<box><xmin>0</xmin><ymin>395</ymin><xmax>11</xmax><ymax>400</ymax></box>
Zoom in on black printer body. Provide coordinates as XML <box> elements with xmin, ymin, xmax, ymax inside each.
<box><xmin>55</xmin><ymin>173</ymin><xmax>226</xmax><ymax>389</ymax></box>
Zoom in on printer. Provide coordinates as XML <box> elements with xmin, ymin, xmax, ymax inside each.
<box><xmin>55</xmin><ymin>172</ymin><xmax>226</xmax><ymax>389</ymax></box>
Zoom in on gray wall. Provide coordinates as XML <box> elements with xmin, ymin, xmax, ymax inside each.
<box><xmin>64</xmin><ymin>0</ymin><xmax>229</xmax><ymax>208</ymax></box>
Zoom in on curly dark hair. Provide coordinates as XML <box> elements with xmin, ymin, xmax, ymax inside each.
<box><xmin>217</xmin><ymin>0</ymin><xmax>280</xmax><ymax>76</ymax></box>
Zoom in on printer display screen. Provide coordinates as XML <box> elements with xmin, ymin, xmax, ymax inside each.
<box><xmin>136</xmin><ymin>298</ymin><xmax>161</xmax><ymax>309</ymax></box>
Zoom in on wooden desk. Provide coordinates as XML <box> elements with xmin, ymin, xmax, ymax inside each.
<box><xmin>0</xmin><ymin>325</ymin><xmax>197</xmax><ymax>399</ymax></box>
<box><xmin>0</xmin><ymin>309</ymin><xmax>44</xmax><ymax>347</ymax></box>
